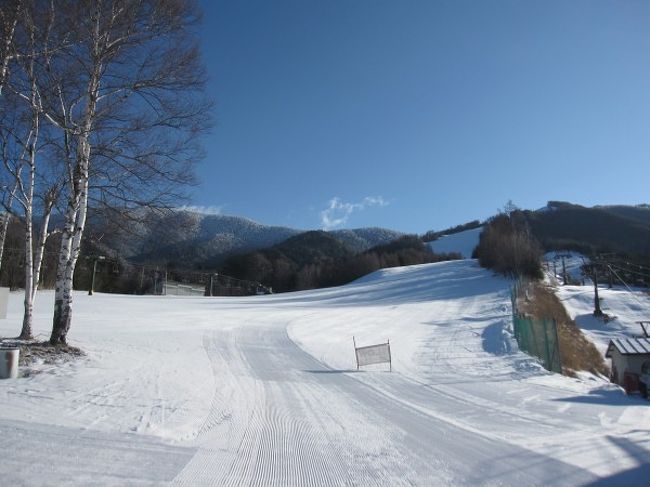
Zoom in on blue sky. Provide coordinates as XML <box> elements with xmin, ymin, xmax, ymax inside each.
<box><xmin>194</xmin><ymin>0</ymin><xmax>650</xmax><ymax>233</ymax></box>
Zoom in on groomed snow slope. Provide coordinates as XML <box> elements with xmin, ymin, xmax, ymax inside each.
<box><xmin>427</xmin><ymin>226</ymin><xmax>482</xmax><ymax>258</ymax></box>
<box><xmin>0</xmin><ymin>260</ymin><xmax>649</xmax><ymax>485</ymax></box>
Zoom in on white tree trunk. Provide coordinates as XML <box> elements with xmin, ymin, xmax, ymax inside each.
<box><xmin>20</xmin><ymin>106</ymin><xmax>39</xmax><ymax>339</ymax></box>
<box><xmin>32</xmin><ymin>201</ymin><xmax>53</xmax><ymax>296</ymax></box>
<box><xmin>0</xmin><ymin>2</ymin><xmax>19</xmax><ymax>97</ymax></box>
<box><xmin>51</xmin><ymin>196</ymin><xmax>79</xmax><ymax>344</ymax></box>
<box><xmin>50</xmin><ymin>139</ymin><xmax>91</xmax><ymax>344</ymax></box>
<box><xmin>18</xmin><ymin>37</ymin><xmax>41</xmax><ymax>340</ymax></box>
<box><xmin>22</xmin><ymin>211</ymin><xmax>34</xmax><ymax>339</ymax></box>
<box><xmin>0</xmin><ymin>189</ymin><xmax>15</xmax><ymax>275</ymax></box>
<box><xmin>50</xmin><ymin>6</ymin><xmax>101</xmax><ymax>344</ymax></box>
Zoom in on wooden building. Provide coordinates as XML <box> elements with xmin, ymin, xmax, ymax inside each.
<box><xmin>606</xmin><ymin>338</ymin><xmax>650</xmax><ymax>397</ymax></box>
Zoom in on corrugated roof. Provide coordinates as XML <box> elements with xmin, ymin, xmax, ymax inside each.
<box><xmin>606</xmin><ymin>338</ymin><xmax>650</xmax><ymax>357</ymax></box>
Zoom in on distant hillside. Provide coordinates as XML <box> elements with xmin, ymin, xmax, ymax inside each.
<box><xmin>598</xmin><ymin>204</ymin><xmax>650</xmax><ymax>226</ymax></box>
<box><xmin>132</xmin><ymin>212</ymin><xmax>301</xmax><ymax>266</ymax></box>
<box><xmin>329</xmin><ymin>227</ymin><xmax>404</xmax><ymax>253</ymax></box>
<box><xmin>220</xmin><ymin>232</ymin><xmax>458</xmax><ymax>292</ymax></box>
<box><xmin>220</xmin><ymin>231</ymin><xmax>355</xmax><ymax>291</ymax></box>
<box><xmin>523</xmin><ymin>201</ymin><xmax>650</xmax><ymax>256</ymax></box>
<box><xmin>85</xmin><ymin>209</ymin><xmax>403</xmax><ymax>268</ymax></box>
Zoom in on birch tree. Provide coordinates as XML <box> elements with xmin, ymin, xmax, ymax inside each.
<box><xmin>0</xmin><ymin>0</ymin><xmax>60</xmax><ymax>338</ymax></box>
<box><xmin>44</xmin><ymin>0</ymin><xmax>208</xmax><ymax>344</ymax></box>
<box><xmin>0</xmin><ymin>0</ymin><xmax>21</xmax><ymax>96</ymax></box>
<box><xmin>0</xmin><ymin>1</ymin><xmax>22</xmax><ymax>271</ymax></box>
<box><xmin>0</xmin><ymin>0</ymin><xmax>207</xmax><ymax>342</ymax></box>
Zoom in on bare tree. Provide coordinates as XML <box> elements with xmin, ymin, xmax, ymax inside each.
<box><xmin>0</xmin><ymin>0</ymin><xmax>61</xmax><ymax>338</ymax></box>
<box><xmin>0</xmin><ymin>0</ymin><xmax>209</xmax><ymax>344</ymax></box>
<box><xmin>41</xmin><ymin>0</ymin><xmax>209</xmax><ymax>344</ymax></box>
<box><xmin>0</xmin><ymin>181</ymin><xmax>18</xmax><ymax>275</ymax></box>
<box><xmin>0</xmin><ymin>0</ymin><xmax>22</xmax><ymax>96</ymax></box>
<box><xmin>0</xmin><ymin>1</ymin><xmax>22</xmax><ymax>270</ymax></box>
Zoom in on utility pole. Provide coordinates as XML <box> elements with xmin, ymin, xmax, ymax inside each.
<box><xmin>608</xmin><ymin>266</ymin><xmax>613</xmax><ymax>289</ymax></box>
<box><xmin>208</xmin><ymin>273</ymin><xmax>216</xmax><ymax>297</ymax></box>
<box><xmin>562</xmin><ymin>257</ymin><xmax>567</xmax><ymax>285</ymax></box>
<box><xmin>88</xmin><ymin>256</ymin><xmax>105</xmax><ymax>296</ymax></box>
<box><xmin>139</xmin><ymin>266</ymin><xmax>145</xmax><ymax>293</ymax></box>
<box><xmin>593</xmin><ymin>264</ymin><xmax>603</xmax><ymax>317</ymax></box>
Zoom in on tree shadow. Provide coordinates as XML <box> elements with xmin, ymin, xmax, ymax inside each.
<box><xmin>481</xmin><ymin>321</ymin><xmax>513</xmax><ymax>355</ymax></box>
<box><xmin>585</xmin><ymin>435</ymin><xmax>650</xmax><ymax>486</ymax></box>
<box><xmin>552</xmin><ymin>388</ymin><xmax>647</xmax><ymax>406</ymax></box>
<box><xmin>302</xmin><ymin>369</ymin><xmax>358</xmax><ymax>374</ymax></box>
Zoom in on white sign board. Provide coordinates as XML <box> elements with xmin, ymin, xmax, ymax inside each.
<box><xmin>355</xmin><ymin>341</ymin><xmax>391</xmax><ymax>370</ymax></box>
<box><xmin>0</xmin><ymin>287</ymin><xmax>8</xmax><ymax>319</ymax></box>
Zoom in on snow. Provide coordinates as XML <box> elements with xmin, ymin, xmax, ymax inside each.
<box><xmin>544</xmin><ymin>251</ymin><xmax>588</xmax><ymax>284</ymax></box>
<box><xmin>0</xmin><ymin>259</ymin><xmax>649</xmax><ymax>484</ymax></box>
<box><xmin>544</xmin><ymin>251</ymin><xmax>650</xmax><ymax>356</ymax></box>
<box><xmin>556</xmin><ymin>283</ymin><xmax>650</xmax><ymax>356</ymax></box>
<box><xmin>427</xmin><ymin>226</ymin><xmax>482</xmax><ymax>258</ymax></box>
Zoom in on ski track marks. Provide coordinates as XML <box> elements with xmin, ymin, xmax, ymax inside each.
<box><xmin>172</xmin><ymin>323</ymin><xmax>597</xmax><ymax>486</ymax></box>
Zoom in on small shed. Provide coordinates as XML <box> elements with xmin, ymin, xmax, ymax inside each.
<box><xmin>605</xmin><ymin>338</ymin><xmax>650</xmax><ymax>394</ymax></box>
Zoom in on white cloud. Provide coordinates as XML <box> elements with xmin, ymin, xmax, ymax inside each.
<box><xmin>320</xmin><ymin>196</ymin><xmax>389</xmax><ymax>230</ymax></box>
<box><xmin>178</xmin><ymin>204</ymin><xmax>223</xmax><ymax>215</ymax></box>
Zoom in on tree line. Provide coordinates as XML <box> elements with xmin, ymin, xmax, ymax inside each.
<box><xmin>221</xmin><ymin>233</ymin><xmax>462</xmax><ymax>293</ymax></box>
<box><xmin>0</xmin><ymin>0</ymin><xmax>209</xmax><ymax>344</ymax></box>
<box><xmin>474</xmin><ymin>209</ymin><xmax>543</xmax><ymax>279</ymax></box>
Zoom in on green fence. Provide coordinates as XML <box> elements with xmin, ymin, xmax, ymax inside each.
<box><xmin>511</xmin><ymin>282</ymin><xmax>562</xmax><ymax>373</ymax></box>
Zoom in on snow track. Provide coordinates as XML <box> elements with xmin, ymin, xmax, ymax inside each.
<box><xmin>0</xmin><ymin>418</ymin><xmax>194</xmax><ymax>486</ymax></box>
<box><xmin>173</xmin><ymin>324</ymin><xmax>597</xmax><ymax>486</ymax></box>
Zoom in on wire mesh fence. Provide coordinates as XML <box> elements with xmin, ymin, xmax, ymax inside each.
<box><xmin>84</xmin><ymin>261</ymin><xmax>271</xmax><ymax>297</ymax></box>
<box><xmin>0</xmin><ymin>244</ymin><xmax>270</xmax><ymax>297</ymax></box>
<box><xmin>511</xmin><ymin>280</ymin><xmax>562</xmax><ymax>373</ymax></box>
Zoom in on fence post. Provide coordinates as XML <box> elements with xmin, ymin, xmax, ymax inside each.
<box><xmin>543</xmin><ymin>319</ymin><xmax>552</xmax><ymax>371</ymax></box>
<box><xmin>552</xmin><ymin>318</ymin><xmax>562</xmax><ymax>373</ymax></box>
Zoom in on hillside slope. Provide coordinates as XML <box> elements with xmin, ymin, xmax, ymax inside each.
<box><xmin>93</xmin><ymin>210</ymin><xmax>402</xmax><ymax>267</ymax></box>
<box><xmin>525</xmin><ymin>202</ymin><xmax>650</xmax><ymax>255</ymax></box>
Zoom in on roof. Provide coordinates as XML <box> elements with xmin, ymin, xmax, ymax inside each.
<box><xmin>606</xmin><ymin>338</ymin><xmax>650</xmax><ymax>357</ymax></box>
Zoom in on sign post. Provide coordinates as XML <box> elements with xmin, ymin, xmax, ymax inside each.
<box><xmin>353</xmin><ymin>336</ymin><xmax>392</xmax><ymax>371</ymax></box>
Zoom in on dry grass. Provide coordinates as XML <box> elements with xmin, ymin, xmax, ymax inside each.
<box><xmin>518</xmin><ymin>282</ymin><xmax>608</xmax><ymax>377</ymax></box>
<box><xmin>0</xmin><ymin>338</ymin><xmax>85</xmax><ymax>367</ymax></box>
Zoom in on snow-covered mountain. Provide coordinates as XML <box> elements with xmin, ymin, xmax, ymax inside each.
<box><xmin>131</xmin><ymin>212</ymin><xmax>301</xmax><ymax>265</ymax></box>
<box><xmin>95</xmin><ymin>210</ymin><xmax>403</xmax><ymax>266</ymax></box>
<box><xmin>329</xmin><ymin>227</ymin><xmax>404</xmax><ymax>254</ymax></box>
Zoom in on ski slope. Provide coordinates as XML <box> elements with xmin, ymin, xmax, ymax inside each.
<box><xmin>427</xmin><ymin>226</ymin><xmax>482</xmax><ymax>258</ymax></box>
<box><xmin>0</xmin><ymin>260</ymin><xmax>649</xmax><ymax>485</ymax></box>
